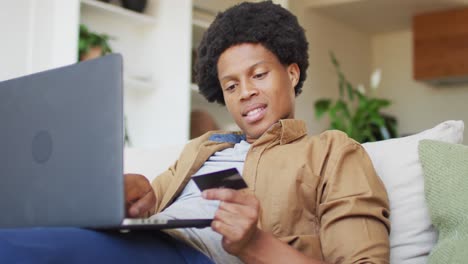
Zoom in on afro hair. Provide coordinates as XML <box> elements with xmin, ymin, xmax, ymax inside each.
<box><xmin>195</xmin><ymin>1</ymin><xmax>309</xmax><ymax>105</ymax></box>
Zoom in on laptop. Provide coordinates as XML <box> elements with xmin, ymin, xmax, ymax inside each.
<box><xmin>0</xmin><ymin>54</ymin><xmax>211</xmax><ymax>230</ymax></box>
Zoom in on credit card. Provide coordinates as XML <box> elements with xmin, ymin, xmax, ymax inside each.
<box><xmin>192</xmin><ymin>168</ymin><xmax>248</xmax><ymax>191</ymax></box>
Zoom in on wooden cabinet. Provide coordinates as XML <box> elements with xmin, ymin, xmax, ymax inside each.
<box><xmin>413</xmin><ymin>7</ymin><xmax>468</xmax><ymax>84</ymax></box>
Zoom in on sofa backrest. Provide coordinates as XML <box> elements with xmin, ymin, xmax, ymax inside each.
<box><xmin>362</xmin><ymin>120</ymin><xmax>464</xmax><ymax>263</ymax></box>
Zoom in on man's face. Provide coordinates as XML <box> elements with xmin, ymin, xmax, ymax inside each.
<box><xmin>217</xmin><ymin>43</ymin><xmax>300</xmax><ymax>143</ymax></box>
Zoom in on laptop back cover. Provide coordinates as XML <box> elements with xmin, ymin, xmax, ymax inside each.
<box><xmin>0</xmin><ymin>54</ymin><xmax>124</xmax><ymax>228</ymax></box>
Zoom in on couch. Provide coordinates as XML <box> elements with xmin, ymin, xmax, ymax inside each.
<box><xmin>125</xmin><ymin>120</ymin><xmax>467</xmax><ymax>264</ymax></box>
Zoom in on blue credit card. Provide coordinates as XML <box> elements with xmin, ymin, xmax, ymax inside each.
<box><xmin>192</xmin><ymin>168</ymin><xmax>248</xmax><ymax>191</ymax></box>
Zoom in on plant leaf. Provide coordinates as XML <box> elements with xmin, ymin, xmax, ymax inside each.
<box><xmin>335</xmin><ymin>100</ymin><xmax>351</xmax><ymax>119</ymax></box>
<box><xmin>369</xmin><ymin>112</ymin><xmax>385</xmax><ymax>127</ymax></box>
<box><xmin>346</xmin><ymin>81</ymin><xmax>354</xmax><ymax>101</ymax></box>
<box><xmin>78</xmin><ymin>23</ymin><xmax>113</xmax><ymax>58</ymax></box>
<box><xmin>319</xmin><ymin>52</ymin><xmax>397</xmax><ymax>142</ymax></box>
<box><xmin>338</xmin><ymin>72</ymin><xmax>345</xmax><ymax>98</ymax></box>
<box><xmin>330</xmin><ymin>51</ymin><xmax>339</xmax><ymax>68</ymax></box>
<box><xmin>314</xmin><ymin>99</ymin><xmax>331</xmax><ymax>119</ymax></box>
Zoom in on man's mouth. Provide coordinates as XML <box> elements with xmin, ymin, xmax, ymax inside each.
<box><xmin>246</xmin><ymin>107</ymin><xmax>264</xmax><ymax>116</ymax></box>
<box><xmin>242</xmin><ymin>105</ymin><xmax>267</xmax><ymax>124</ymax></box>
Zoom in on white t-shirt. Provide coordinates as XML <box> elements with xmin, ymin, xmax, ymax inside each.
<box><xmin>152</xmin><ymin>140</ymin><xmax>251</xmax><ymax>264</ymax></box>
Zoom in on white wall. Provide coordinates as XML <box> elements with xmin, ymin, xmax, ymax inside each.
<box><xmin>132</xmin><ymin>0</ymin><xmax>192</xmax><ymax>147</ymax></box>
<box><xmin>294</xmin><ymin>8</ymin><xmax>372</xmax><ymax>136</ymax></box>
<box><xmin>372</xmin><ymin>30</ymin><xmax>468</xmax><ymax>143</ymax></box>
<box><xmin>290</xmin><ymin>3</ymin><xmax>467</xmax><ymax>143</ymax></box>
<box><xmin>0</xmin><ymin>1</ymin><xmax>31</xmax><ymax>81</ymax></box>
<box><xmin>0</xmin><ymin>0</ymin><xmax>78</xmax><ymax>81</ymax></box>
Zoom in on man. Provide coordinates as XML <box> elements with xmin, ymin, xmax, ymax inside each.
<box><xmin>0</xmin><ymin>1</ymin><xmax>390</xmax><ymax>264</ymax></box>
<box><xmin>126</xmin><ymin>1</ymin><xmax>390</xmax><ymax>263</ymax></box>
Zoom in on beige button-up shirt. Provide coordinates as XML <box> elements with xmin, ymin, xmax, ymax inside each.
<box><xmin>151</xmin><ymin>119</ymin><xmax>390</xmax><ymax>263</ymax></box>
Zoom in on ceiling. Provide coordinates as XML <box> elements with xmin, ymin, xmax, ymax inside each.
<box><xmin>306</xmin><ymin>0</ymin><xmax>468</xmax><ymax>34</ymax></box>
<box><xmin>192</xmin><ymin>0</ymin><xmax>468</xmax><ymax>35</ymax></box>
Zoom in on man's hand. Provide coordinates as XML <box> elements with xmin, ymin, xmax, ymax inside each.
<box><xmin>202</xmin><ymin>188</ymin><xmax>261</xmax><ymax>256</ymax></box>
<box><xmin>124</xmin><ymin>173</ymin><xmax>156</xmax><ymax>218</ymax></box>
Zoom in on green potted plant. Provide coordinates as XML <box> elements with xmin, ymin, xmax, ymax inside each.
<box><xmin>314</xmin><ymin>52</ymin><xmax>398</xmax><ymax>143</ymax></box>
<box><xmin>78</xmin><ymin>24</ymin><xmax>113</xmax><ymax>61</ymax></box>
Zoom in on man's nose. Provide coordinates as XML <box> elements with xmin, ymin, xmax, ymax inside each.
<box><xmin>239</xmin><ymin>79</ymin><xmax>258</xmax><ymax>100</ymax></box>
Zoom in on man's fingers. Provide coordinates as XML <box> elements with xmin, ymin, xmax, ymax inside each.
<box><xmin>202</xmin><ymin>188</ymin><xmax>255</xmax><ymax>206</ymax></box>
<box><xmin>124</xmin><ymin>174</ymin><xmax>156</xmax><ymax>218</ymax></box>
<box><xmin>212</xmin><ymin>218</ymin><xmax>245</xmax><ymax>241</ymax></box>
<box><xmin>218</xmin><ymin>200</ymin><xmax>258</xmax><ymax>219</ymax></box>
<box><xmin>205</xmin><ymin>188</ymin><xmax>262</xmax><ymax>255</ymax></box>
<box><xmin>124</xmin><ymin>174</ymin><xmax>150</xmax><ymax>202</ymax></box>
<box><xmin>215</xmin><ymin>206</ymin><xmax>253</xmax><ymax>229</ymax></box>
<box><xmin>128</xmin><ymin>189</ymin><xmax>156</xmax><ymax>217</ymax></box>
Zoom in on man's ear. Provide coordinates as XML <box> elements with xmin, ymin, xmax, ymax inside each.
<box><xmin>287</xmin><ymin>63</ymin><xmax>300</xmax><ymax>88</ymax></box>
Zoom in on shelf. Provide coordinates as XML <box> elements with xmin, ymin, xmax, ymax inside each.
<box><xmin>80</xmin><ymin>0</ymin><xmax>156</xmax><ymax>26</ymax></box>
<box><xmin>191</xmin><ymin>7</ymin><xmax>213</xmax><ymax>47</ymax></box>
<box><xmin>306</xmin><ymin>0</ymin><xmax>360</xmax><ymax>8</ymax></box>
<box><xmin>192</xmin><ymin>6</ymin><xmax>214</xmax><ymax>30</ymax></box>
<box><xmin>124</xmin><ymin>76</ymin><xmax>155</xmax><ymax>91</ymax></box>
<box><xmin>192</xmin><ymin>18</ymin><xmax>211</xmax><ymax>29</ymax></box>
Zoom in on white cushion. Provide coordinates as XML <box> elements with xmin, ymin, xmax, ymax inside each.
<box><xmin>362</xmin><ymin>120</ymin><xmax>464</xmax><ymax>264</ymax></box>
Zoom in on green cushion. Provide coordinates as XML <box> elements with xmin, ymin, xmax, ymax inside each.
<box><xmin>419</xmin><ymin>140</ymin><xmax>468</xmax><ymax>264</ymax></box>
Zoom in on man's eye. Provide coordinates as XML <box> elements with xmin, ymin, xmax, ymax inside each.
<box><xmin>225</xmin><ymin>84</ymin><xmax>236</xmax><ymax>91</ymax></box>
<box><xmin>253</xmin><ymin>72</ymin><xmax>268</xmax><ymax>79</ymax></box>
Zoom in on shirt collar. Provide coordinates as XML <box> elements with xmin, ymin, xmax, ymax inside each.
<box><xmin>254</xmin><ymin>119</ymin><xmax>307</xmax><ymax>146</ymax></box>
<box><xmin>208</xmin><ymin>133</ymin><xmax>245</xmax><ymax>144</ymax></box>
<box><xmin>208</xmin><ymin>119</ymin><xmax>307</xmax><ymax>145</ymax></box>
<box><xmin>277</xmin><ymin>119</ymin><xmax>308</xmax><ymax>145</ymax></box>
